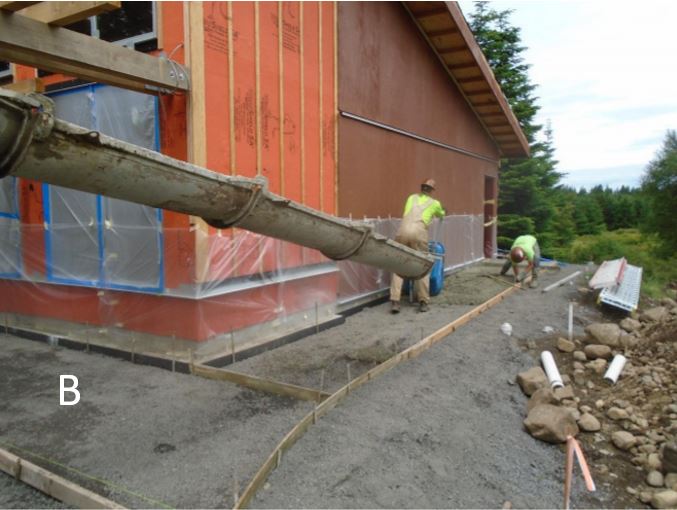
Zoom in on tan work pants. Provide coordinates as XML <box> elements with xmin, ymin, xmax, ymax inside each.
<box><xmin>390</xmin><ymin>229</ymin><xmax>430</xmax><ymax>304</ymax></box>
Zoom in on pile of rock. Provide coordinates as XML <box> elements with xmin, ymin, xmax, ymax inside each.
<box><xmin>516</xmin><ymin>297</ymin><xmax>677</xmax><ymax>508</ymax></box>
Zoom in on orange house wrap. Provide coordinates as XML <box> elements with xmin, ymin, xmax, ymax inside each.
<box><xmin>0</xmin><ymin>2</ymin><xmax>527</xmax><ymax>350</ymax></box>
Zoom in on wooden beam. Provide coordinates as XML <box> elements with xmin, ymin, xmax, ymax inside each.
<box><xmin>412</xmin><ymin>6</ymin><xmax>447</xmax><ymax>19</ymax></box>
<box><xmin>17</xmin><ymin>1</ymin><xmax>120</xmax><ymax>26</ymax></box>
<box><xmin>427</xmin><ymin>26</ymin><xmax>459</xmax><ymax>38</ymax></box>
<box><xmin>438</xmin><ymin>43</ymin><xmax>467</xmax><ymax>54</ymax></box>
<box><xmin>0</xmin><ymin>10</ymin><xmax>189</xmax><ymax>94</ymax></box>
<box><xmin>0</xmin><ymin>2</ymin><xmax>40</xmax><ymax>12</ymax></box>
<box><xmin>193</xmin><ymin>364</ymin><xmax>331</xmax><ymax>403</ymax></box>
<box><xmin>0</xmin><ymin>447</ymin><xmax>123</xmax><ymax>509</ymax></box>
<box><xmin>1</xmin><ymin>77</ymin><xmax>43</xmax><ymax>93</ymax></box>
<box><xmin>457</xmin><ymin>77</ymin><xmax>486</xmax><ymax>85</ymax></box>
<box><xmin>465</xmin><ymin>90</ymin><xmax>493</xmax><ymax>98</ymax></box>
<box><xmin>448</xmin><ymin>62</ymin><xmax>478</xmax><ymax>71</ymax></box>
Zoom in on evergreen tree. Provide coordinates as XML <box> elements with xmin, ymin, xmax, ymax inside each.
<box><xmin>468</xmin><ymin>4</ymin><xmax>563</xmax><ymax>253</ymax></box>
<box><xmin>641</xmin><ymin>130</ymin><xmax>677</xmax><ymax>253</ymax></box>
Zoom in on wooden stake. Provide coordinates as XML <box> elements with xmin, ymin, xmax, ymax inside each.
<box><xmin>131</xmin><ymin>335</ymin><xmax>136</xmax><ymax>364</ymax></box>
<box><xmin>232</xmin><ymin>471</ymin><xmax>239</xmax><ymax>508</ymax></box>
<box><xmin>346</xmin><ymin>362</ymin><xmax>351</xmax><ymax>393</ymax></box>
<box><xmin>189</xmin><ymin>350</ymin><xmax>194</xmax><ymax>375</ymax></box>
<box><xmin>230</xmin><ymin>330</ymin><xmax>236</xmax><ymax>364</ymax></box>
<box><xmin>319</xmin><ymin>369</ymin><xmax>325</xmax><ymax>393</ymax></box>
<box><xmin>171</xmin><ymin>335</ymin><xmax>176</xmax><ymax>373</ymax></box>
<box><xmin>315</xmin><ymin>302</ymin><xmax>319</xmax><ymax>334</ymax></box>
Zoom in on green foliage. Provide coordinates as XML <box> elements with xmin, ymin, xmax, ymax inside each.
<box><xmin>497</xmin><ymin>214</ymin><xmax>534</xmax><ymax>250</ymax></box>
<box><xmin>468</xmin><ymin>5</ymin><xmax>562</xmax><ymax>246</ymax></box>
<box><xmin>641</xmin><ymin>130</ymin><xmax>677</xmax><ymax>255</ymax></box>
<box><xmin>468</xmin><ymin>6</ymin><xmax>674</xmax><ymax>300</ymax></box>
<box><xmin>553</xmin><ymin>229</ymin><xmax>677</xmax><ymax>299</ymax></box>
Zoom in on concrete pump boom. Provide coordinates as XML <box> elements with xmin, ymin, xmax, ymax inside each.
<box><xmin>0</xmin><ymin>90</ymin><xmax>434</xmax><ymax>279</ymax></box>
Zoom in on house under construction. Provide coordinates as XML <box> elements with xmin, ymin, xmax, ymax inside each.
<box><xmin>0</xmin><ymin>1</ymin><xmax>528</xmax><ymax>361</ymax></box>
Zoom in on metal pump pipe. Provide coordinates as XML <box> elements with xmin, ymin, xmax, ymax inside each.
<box><xmin>0</xmin><ymin>90</ymin><xmax>434</xmax><ymax>279</ymax></box>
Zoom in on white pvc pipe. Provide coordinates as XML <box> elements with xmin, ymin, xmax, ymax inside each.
<box><xmin>603</xmin><ymin>354</ymin><xmax>627</xmax><ymax>384</ymax></box>
<box><xmin>568</xmin><ymin>302</ymin><xmax>573</xmax><ymax>341</ymax></box>
<box><xmin>541</xmin><ymin>351</ymin><xmax>564</xmax><ymax>388</ymax></box>
<box><xmin>542</xmin><ymin>271</ymin><xmax>582</xmax><ymax>293</ymax></box>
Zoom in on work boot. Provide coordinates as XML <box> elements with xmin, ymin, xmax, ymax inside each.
<box><xmin>529</xmin><ymin>279</ymin><xmax>539</xmax><ymax>289</ymax></box>
<box><xmin>499</xmin><ymin>259</ymin><xmax>511</xmax><ymax>276</ymax></box>
<box><xmin>419</xmin><ymin>301</ymin><xmax>429</xmax><ymax>313</ymax></box>
<box><xmin>390</xmin><ymin>301</ymin><xmax>400</xmax><ymax>314</ymax></box>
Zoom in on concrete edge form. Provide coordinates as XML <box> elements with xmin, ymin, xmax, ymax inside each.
<box><xmin>0</xmin><ymin>447</ymin><xmax>124</xmax><ymax>509</ymax></box>
<box><xmin>233</xmin><ymin>283</ymin><xmax>520</xmax><ymax>509</ymax></box>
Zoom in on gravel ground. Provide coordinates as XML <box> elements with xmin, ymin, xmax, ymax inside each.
<box><xmin>0</xmin><ymin>337</ymin><xmax>314</xmax><ymax>508</ymax></box>
<box><xmin>253</xmin><ymin>266</ymin><xmax>613</xmax><ymax>509</ymax></box>
<box><xmin>0</xmin><ymin>262</ymin><xmax>621</xmax><ymax>509</ymax></box>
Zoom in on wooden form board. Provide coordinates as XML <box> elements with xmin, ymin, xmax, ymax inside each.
<box><xmin>234</xmin><ymin>283</ymin><xmax>519</xmax><ymax>508</ymax></box>
<box><xmin>0</xmin><ymin>447</ymin><xmax>123</xmax><ymax>509</ymax></box>
<box><xmin>0</xmin><ymin>9</ymin><xmax>189</xmax><ymax>94</ymax></box>
<box><xmin>193</xmin><ymin>364</ymin><xmax>330</xmax><ymax>403</ymax></box>
<box><xmin>1</xmin><ymin>77</ymin><xmax>43</xmax><ymax>93</ymax></box>
<box><xmin>3</xmin><ymin>1</ymin><xmax>120</xmax><ymax>26</ymax></box>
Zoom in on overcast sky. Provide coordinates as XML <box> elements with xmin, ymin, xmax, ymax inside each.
<box><xmin>458</xmin><ymin>1</ymin><xmax>677</xmax><ymax>189</ymax></box>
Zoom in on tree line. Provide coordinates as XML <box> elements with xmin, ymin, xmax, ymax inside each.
<box><xmin>468</xmin><ymin>3</ymin><xmax>676</xmax><ymax>258</ymax></box>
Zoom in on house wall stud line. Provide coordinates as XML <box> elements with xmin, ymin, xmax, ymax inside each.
<box><xmin>228</xmin><ymin>1</ymin><xmax>236</xmax><ymax>175</ymax></box>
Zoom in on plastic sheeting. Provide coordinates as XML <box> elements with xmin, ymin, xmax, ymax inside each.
<box><xmin>0</xmin><ymin>215</ymin><xmax>485</xmax><ymax>343</ymax></box>
<box><xmin>0</xmin><ymin>84</ymin><xmax>489</xmax><ymax>344</ymax></box>
<box><xmin>338</xmin><ymin>215</ymin><xmax>485</xmax><ymax>303</ymax></box>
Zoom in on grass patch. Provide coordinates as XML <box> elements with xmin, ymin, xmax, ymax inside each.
<box><xmin>549</xmin><ymin>229</ymin><xmax>677</xmax><ymax>300</ymax></box>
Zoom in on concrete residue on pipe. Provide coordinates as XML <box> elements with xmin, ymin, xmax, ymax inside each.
<box><xmin>0</xmin><ymin>89</ymin><xmax>434</xmax><ymax>279</ymax></box>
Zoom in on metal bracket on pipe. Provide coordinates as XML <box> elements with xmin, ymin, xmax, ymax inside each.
<box><xmin>322</xmin><ymin>227</ymin><xmax>371</xmax><ymax>261</ymax></box>
<box><xmin>203</xmin><ymin>184</ymin><xmax>264</xmax><ymax>230</ymax></box>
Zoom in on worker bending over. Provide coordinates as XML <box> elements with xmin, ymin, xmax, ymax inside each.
<box><xmin>500</xmin><ymin>234</ymin><xmax>540</xmax><ymax>288</ymax></box>
<box><xmin>390</xmin><ymin>179</ymin><xmax>445</xmax><ymax>314</ymax></box>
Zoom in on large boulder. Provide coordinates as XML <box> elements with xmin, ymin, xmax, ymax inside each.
<box><xmin>584</xmin><ymin>323</ymin><xmax>622</xmax><ymax>347</ymax></box>
<box><xmin>651</xmin><ymin>491</ymin><xmax>677</xmax><ymax>509</ymax></box>
<box><xmin>516</xmin><ymin>367</ymin><xmax>548</xmax><ymax>396</ymax></box>
<box><xmin>584</xmin><ymin>344</ymin><xmax>613</xmax><ymax>360</ymax></box>
<box><xmin>641</xmin><ymin>306</ymin><xmax>668</xmax><ymax>323</ymax></box>
<box><xmin>524</xmin><ymin>404</ymin><xmax>579</xmax><ymax>444</ymax></box>
<box><xmin>620</xmin><ymin>317</ymin><xmax>641</xmax><ymax>332</ymax></box>
<box><xmin>527</xmin><ymin>387</ymin><xmax>557</xmax><ymax>413</ymax></box>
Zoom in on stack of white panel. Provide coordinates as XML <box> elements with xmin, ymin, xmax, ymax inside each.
<box><xmin>599</xmin><ymin>264</ymin><xmax>643</xmax><ymax>312</ymax></box>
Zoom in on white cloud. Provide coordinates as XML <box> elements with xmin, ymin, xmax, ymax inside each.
<box><xmin>460</xmin><ymin>1</ymin><xmax>677</xmax><ymax>187</ymax></box>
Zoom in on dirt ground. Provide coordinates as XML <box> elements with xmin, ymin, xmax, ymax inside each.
<box><xmin>0</xmin><ymin>261</ymin><xmax>648</xmax><ymax>508</ymax></box>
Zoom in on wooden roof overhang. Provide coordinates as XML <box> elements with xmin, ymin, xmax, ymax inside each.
<box><xmin>403</xmin><ymin>1</ymin><xmax>530</xmax><ymax>158</ymax></box>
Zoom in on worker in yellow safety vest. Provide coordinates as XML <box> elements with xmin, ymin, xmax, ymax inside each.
<box><xmin>500</xmin><ymin>234</ymin><xmax>541</xmax><ymax>288</ymax></box>
<box><xmin>390</xmin><ymin>179</ymin><xmax>445</xmax><ymax>314</ymax></box>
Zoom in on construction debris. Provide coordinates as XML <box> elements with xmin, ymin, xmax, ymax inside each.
<box><xmin>517</xmin><ymin>289</ymin><xmax>677</xmax><ymax>508</ymax></box>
